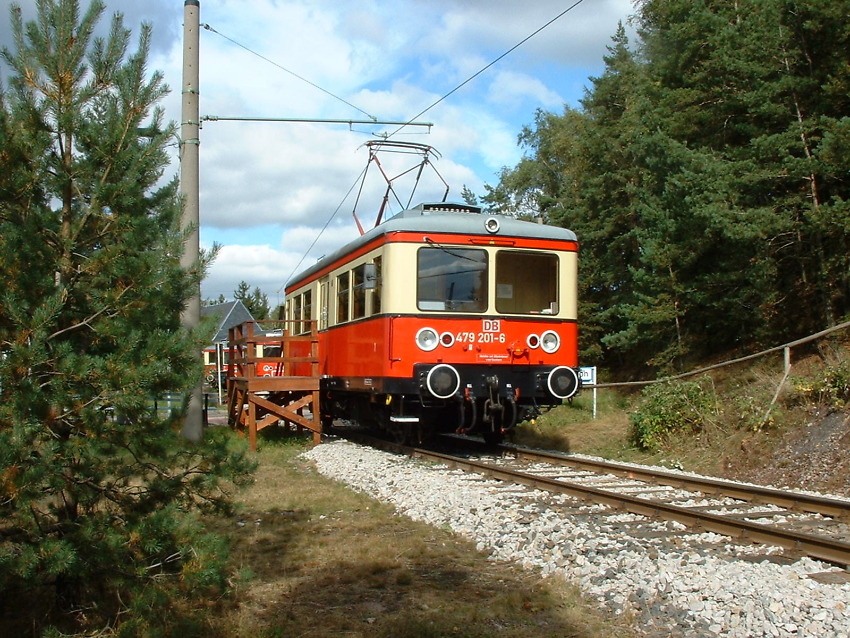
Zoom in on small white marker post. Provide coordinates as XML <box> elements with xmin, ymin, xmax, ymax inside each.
<box><xmin>579</xmin><ymin>366</ymin><xmax>597</xmax><ymax>419</ymax></box>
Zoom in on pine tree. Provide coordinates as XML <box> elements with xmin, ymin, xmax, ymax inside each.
<box><xmin>249</xmin><ymin>286</ymin><xmax>271</xmax><ymax>320</ymax></box>
<box><xmin>636</xmin><ymin>0</ymin><xmax>850</xmax><ymax>341</ymax></box>
<box><xmin>460</xmin><ymin>184</ymin><xmax>478</xmax><ymax>206</ymax></box>
<box><xmin>0</xmin><ymin>1</ymin><xmax>253</xmax><ymax>633</ymax></box>
<box><xmin>233</xmin><ymin>280</ymin><xmax>270</xmax><ymax>320</ymax></box>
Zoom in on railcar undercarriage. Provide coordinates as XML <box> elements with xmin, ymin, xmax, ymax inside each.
<box><xmin>321</xmin><ymin>386</ymin><xmax>560</xmax><ymax>446</ymax></box>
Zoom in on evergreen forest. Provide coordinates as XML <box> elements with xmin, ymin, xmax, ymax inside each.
<box><xmin>483</xmin><ymin>0</ymin><xmax>850</xmax><ymax>375</ymax></box>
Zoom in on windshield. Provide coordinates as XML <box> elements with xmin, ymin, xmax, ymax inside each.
<box><xmin>417</xmin><ymin>247</ymin><xmax>487</xmax><ymax>312</ymax></box>
<box><xmin>495</xmin><ymin>251</ymin><xmax>559</xmax><ymax>315</ymax></box>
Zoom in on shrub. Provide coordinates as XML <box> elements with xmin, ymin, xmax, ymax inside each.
<box><xmin>629</xmin><ymin>378</ymin><xmax>717</xmax><ymax>451</ymax></box>
<box><xmin>792</xmin><ymin>361</ymin><xmax>850</xmax><ymax>409</ymax></box>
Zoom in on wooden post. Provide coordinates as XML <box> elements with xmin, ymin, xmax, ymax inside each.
<box><xmin>763</xmin><ymin>346</ymin><xmax>793</xmax><ymax>428</ymax></box>
<box><xmin>313</xmin><ymin>388</ymin><xmax>322</xmax><ymax>444</ymax></box>
<box><xmin>248</xmin><ymin>398</ymin><xmax>257</xmax><ymax>452</ymax></box>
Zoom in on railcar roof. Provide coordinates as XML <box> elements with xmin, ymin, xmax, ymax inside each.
<box><xmin>286</xmin><ymin>202</ymin><xmax>577</xmax><ymax>289</ymax></box>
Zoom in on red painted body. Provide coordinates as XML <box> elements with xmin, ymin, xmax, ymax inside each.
<box><xmin>319</xmin><ymin>315</ymin><xmax>578</xmax><ymax>379</ymax></box>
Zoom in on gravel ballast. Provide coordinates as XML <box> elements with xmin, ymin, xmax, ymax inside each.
<box><xmin>303</xmin><ymin>440</ymin><xmax>850</xmax><ymax>638</ymax></box>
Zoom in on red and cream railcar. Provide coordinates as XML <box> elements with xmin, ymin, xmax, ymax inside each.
<box><xmin>284</xmin><ymin>202</ymin><xmax>581</xmax><ymax>443</ymax></box>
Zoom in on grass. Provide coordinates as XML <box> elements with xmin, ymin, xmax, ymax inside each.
<box><xmin>197</xmin><ymin>436</ymin><xmax>639</xmax><ymax>638</ymax></box>
<box><xmin>512</xmin><ymin>390</ymin><xmax>635</xmax><ymax>458</ymax></box>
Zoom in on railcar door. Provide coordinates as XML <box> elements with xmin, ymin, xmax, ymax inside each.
<box><xmin>319</xmin><ymin>277</ymin><xmax>330</xmax><ymax>330</ymax></box>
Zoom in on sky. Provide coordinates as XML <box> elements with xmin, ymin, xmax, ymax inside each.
<box><xmin>1</xmin><ymin>0</ymin><xmax>637</xmax><ymax>309</ymax></box>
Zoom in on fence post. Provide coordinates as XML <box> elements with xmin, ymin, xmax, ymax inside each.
<box><xmin>763</xmin><ymin>347</ymin><xmax>793</xmax><ymax>427</ymax></box>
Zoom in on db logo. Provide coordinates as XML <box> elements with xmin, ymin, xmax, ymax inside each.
<box><xmin>482</xmin><ymin>319</ymin><xmax>501</xmax><ymax>332</ymax></box>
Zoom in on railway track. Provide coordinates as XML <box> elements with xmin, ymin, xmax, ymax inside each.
<box><xmin>341</xmin><ymin>431</ymin><xmax>850</xmax><ymax>566</ymax></box>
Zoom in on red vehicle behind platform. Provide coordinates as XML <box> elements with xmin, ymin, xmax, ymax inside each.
<box><xmin>284</xmin><ymin>202</ymin><xmax>581</xmax><ymax>444</ymax></box>
<box><xmin>204</xmin><ymin>342</ymin><xmax>282</xmax><ymax>384</ymax></box>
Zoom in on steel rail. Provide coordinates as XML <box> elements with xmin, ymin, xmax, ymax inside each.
<box><xmin>339</xmin><ymin>432</ymin><xmax>850</xmax><ymax>565</ymax></box>
<box><xmin>413</xmin><ymin>448</ymin><xmax>850</xmax><ymax>566</ymax></box>
<box><xmin>500</xmin><ymin>445</ymin><xmax>850</xmax><ymax>520</ymax></box>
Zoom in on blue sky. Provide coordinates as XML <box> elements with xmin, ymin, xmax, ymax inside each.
<box><xmin>2</xmin><ymin>0</ymin><xmax>637</xmax><ymax>307</ymax></box>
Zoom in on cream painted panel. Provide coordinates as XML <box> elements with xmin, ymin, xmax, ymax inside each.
<box><xmin>290</xmin><ymin>241</ymin><xmax>578</xmax><ymax>321</ymax></box>
<box><xmin>384</xmin><ymin>242</ymin><xmax>578</xmax><ymax>318</ymax></box>
<box><xmin>381</xmin><ymin>243</ymin><xmax>420</xmax><ymax>313</ymax></box>
<box><xmin>561</xmin><ymin>251</ymin><xmax>578</xmax><ymax>319</ymax></box>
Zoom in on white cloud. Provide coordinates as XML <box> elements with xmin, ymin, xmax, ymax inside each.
<box><xmin>486</xmin><ymin>70</ymin><xmax>563</xmax><ymax>110</ymax></box>
<box><xmin>202</xmin><ymin>243</ymin><xmax>295</xmax><ymax>304</ymax></box>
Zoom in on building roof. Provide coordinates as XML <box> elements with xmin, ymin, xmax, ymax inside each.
<box><xmin>201</xmin><ymin>300</ymin><xmax>256</xmax><ymax>344</ymax></box>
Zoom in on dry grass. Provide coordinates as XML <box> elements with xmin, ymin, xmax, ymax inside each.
<box><xmin>198</xmin><ymin>437</ymin><xmax>639</xmax><ymax>638</ymax></box>
<box><xmin>513</xmin><ymin>391</ymin><xmax>637</xmax><ymax>460</ymax></box>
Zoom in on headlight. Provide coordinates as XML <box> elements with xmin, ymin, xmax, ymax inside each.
<box><xmin>426</xmin><ymin>364</ymin><xmax>461</xmax><ymax>399</ymax></box>
<box><xmin>540</xmin><ymin>330</ymin><xmax>560</xmax><ymax>353</ymax></box>
<box><xmin>416</xmin><ymin>327</ymin><xmax>439</xmax><ymax>351</ymax></box>
<box><xmin>547</xmin><ymin>366</ymin><xmax>579</xmax><ymax>399</ymax></box>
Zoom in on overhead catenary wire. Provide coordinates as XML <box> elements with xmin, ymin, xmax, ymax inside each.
<box><xmin>204</xmin><ymin>3</ymin><xmax>589</xmax><ymax>300</ymax></box>
<box><xmin>196</xmin><ymin>23</ymin><xmax>422</xmax><ymax>299</ymax></box>
<box><xmin>386</xmin><ymin>0</ymin><xmax>587</xmax><ymax>139</ymax></box>
<box><xmin>201</xmin><ymin>22</ymin><xmax>378</xmax><ymax>122</ymax></box>
<box><xmin>275</xmin><ymin>163</ymin><xmax>371</xmax><ymax>295</ymax></box>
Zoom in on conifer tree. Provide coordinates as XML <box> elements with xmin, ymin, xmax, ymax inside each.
<box><xmin>0</xmin><ymin>1</ymin><xmax>253</xmax><ymax>633</ymax></box>
<box><xmin>233</xmin><ymin>280</ymin><xmax>270</xmax><ymax>320</ymax></box>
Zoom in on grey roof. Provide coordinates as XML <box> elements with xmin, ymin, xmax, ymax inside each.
<box><xmin>201</xmin><ymin>300</ymin><xmax>256</xmax><ymax>343</ymax></box>
<box><xmin>286</xmin><ymin>202</ymin><xmax>578</xmax><ymax>290</ymax></box>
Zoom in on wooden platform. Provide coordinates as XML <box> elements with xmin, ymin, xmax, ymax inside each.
<box><xmin>226</xmin><ymin>320</ymin><xmax>321</xmax><ymax>450</ymax></box>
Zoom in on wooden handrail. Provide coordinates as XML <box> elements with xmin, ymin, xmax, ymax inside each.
<box><xmin>227</xmin><ymin>320</ymin><xmax>319</xmax><ymax>380</ymax></box>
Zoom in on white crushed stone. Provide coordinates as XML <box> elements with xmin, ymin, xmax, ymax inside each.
<box><xmin>303</xmin><ymin>440</ymin><xmax>850</xmax><ymax>638</ymax></box>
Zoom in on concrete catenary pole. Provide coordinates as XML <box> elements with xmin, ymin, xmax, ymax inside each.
<box><xmin>180</xmin><ymin>0</ymin><xmax>204</xmax><ymax>442</ymax></box>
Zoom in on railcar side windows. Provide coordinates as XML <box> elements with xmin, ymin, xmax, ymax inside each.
<box><xmin>300</xmin><ymin>289</ymin><xmax>312</xmax><ymax>333</ymax></box>
<box><xmin>371</xmin><ymin>257</ymin><xmax>382</xmax><ymax>315</ymax></box>
<box><xmin>417</xmin><ymin>247</ymin><xmax>487</xmax><ymax>313</ymax></box>
<box><xmin>337</xmin><ymin>272</ymin><xmax>350</xmax><ymax>323</ymax></box>
<box><xmin>285</xmin><ymin>290</ymin><xmax>313</xmax><ymax>334</ymax></box>
<box><xmin>495</xmin><ymin>251</ymin><xmax>559</xmax><ymax>315</ymax></box>
<box><xmin>328</xmin><ymin>259</ymin><xmax>382</xmax><ymax>325</ymax></box>
<box><xmin>352</xmin><ymin>265</ymin><xmax>366</xmax><ymax>320</ymax></box>
<box><xmin>293</xmin><ymin>294</ymin><xmax>302</xmax><ymax>327</ymax></box>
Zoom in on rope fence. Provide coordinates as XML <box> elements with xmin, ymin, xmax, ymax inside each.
<box><xmin>586</xmin><ymin>319</ymin><xmax>850</xmax><ymax>390</ymax></box>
